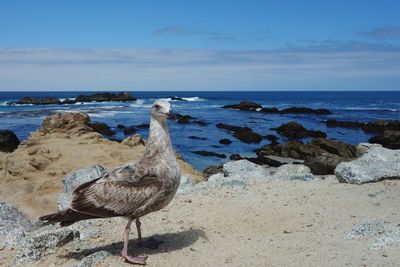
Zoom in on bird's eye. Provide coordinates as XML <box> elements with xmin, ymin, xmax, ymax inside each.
<box><xmin>154</xmin><ymin>104</ymin><xmax>160</xmax><ymax>109</ymax></box>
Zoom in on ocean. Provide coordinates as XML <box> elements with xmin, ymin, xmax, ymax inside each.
<box><xmin>1</xmin><ymin>91</ymin><xmax>400</xmax><ymax>170</ymax></box>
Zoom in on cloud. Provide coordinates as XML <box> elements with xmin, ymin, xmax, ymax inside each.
<box><xmin>361</xmin><ymin>26</ymin><xmax>400</xmax><ymax>40</ymax></box>
<box><xmin>0</xmin><ymin>48</ymin><xmax>399</xmax><ymax>91</ymax></box>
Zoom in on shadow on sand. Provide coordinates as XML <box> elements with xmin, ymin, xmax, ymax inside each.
<box><xmin>63</xmin><ymin>228</ymin><xmax>206</xmax><ymax>260</ymax></box>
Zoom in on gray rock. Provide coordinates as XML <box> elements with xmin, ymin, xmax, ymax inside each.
<box><xmin>0</xmin><ymin>202</ymin><xmax>33</xmax><ymax>236</ymax></box>
<box><xmin>223</xmin><ymin>159</ymin><xmax>269</xmax><ymax>180</ymax></box>
<box><xmin>58</xmin><ymin>193</ymin><xmax>72</xmax><ymax>211</ymax></box>
<box><xmin>263</xmin><ymin>155</ymin><xmax>304</xmax><ymax>167</ymax></box>
<box><xmin>62</xmin><ymin>165</ymin><xmax>105</xmax><ymax>193</ymax></box>
<box><xmin>177</xmin><ymin>175</ymin><xmax>195</xmax><ymax>195</ymax></box>
<box><xmin>221</xmin><ymin>176</ymin><xmax>246</xmax><ymax>188</ymax></box>
<box><xmin>371</xmin><ymin>225</ymin><xmax>400</xmax><ymax>249</ymax></box>
<box><xmin>345</xmin><ymin>220</ymin><xmax>385</xmax><ymax>239</ymax></box>
<box><xmin>335</xmin><ymin>147</ymin><xmax>400</xmax><ymax>184</ymax></box>
<box><xmin>356</xmin><ymin>143</ymin><xmax>382</xmax><ymax>157</ymax></box>
<box><xmin>15</xmin><ymin>228</ymin><xmax>80</xmax><ymax>264</ymax></box>
<box><xmin>77</xmin><ymin>250</ymin><xmax>111</xmax><ymax>267</ymax></box>
<box><xmin>272</xmin><ymin>164</ymin><xmax>315</xmax><ymax>181</ymax></box>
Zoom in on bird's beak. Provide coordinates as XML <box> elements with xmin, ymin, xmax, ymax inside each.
<box><xmin>168</xmin><ymin>110</ymin><xmax>177</xmax><ymax>120</ymax></box>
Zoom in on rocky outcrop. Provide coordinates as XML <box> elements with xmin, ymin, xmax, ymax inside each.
<box><xmin>165</xmin><ymin>96</ymin><xmax>186</xmax><ymax>101</ymax></box>
<box><xmin>219</xmin><ymin>138</ymin><xmax>232</xmax><ymax>145</ymax></box>
<box><xmin>223</xmin><ymin>159</ymin><xmax>269</xmax><ymax>180</ymax></box>
<box><xmin>272</xmin><ymin>164</ymin><xmax>315</xmax><ymax>181</ymax></box>
<box><xmin>216</xmin><ymin>123</ymin><xmax>263</xmax><ymax>144</ymax></box>
<box><xmin>121</xmin><ymin>134</ymin><xmax>145</xmax><ymax>148</ymax></box>
<box><xmin>90</xmin><ymin>122</ymin><xmax>116</xmax><ymax>136</ymax></box>
<box><xmin>16</xmin><ymin>97</ymin><xmax>61</xmax><ymax>105</ymax></box>
<box><xmin>369</xmin><ymin>130</ymin><xmax>400</xmax><ymax>149</ymax></box>
<box><xmin>75</xmin><ymin>92</ymin><xmax>137</xmax><ymax>102</ymax></box>
<box><xmin>0</xmin><ymin>130</ymin><xmax>20</xmax><ymax>152</ymax></box>
<box><xmin>326</xmin><ymin>119</ymin><xmax>400</xmax><ymax>133</ymax></box>
<box><xmin>257</xmin><ymin>138</ymin><xmax>356</xmax><ymax>174</ymax></box>
<box><xmin>356</xmin><ymin>143</ymin><xmax>382</xmax><ymax>157</ymax></box>
<box><xmin>192</xmin><ymin>150</ymin><xmax>226</xmax><ymax>158</ymax></box>
<box><xmin>203</xmin><ymin>165</ymin><xmax>223</xmax><ymax>178</ymax></box>
<box><xmin>335</xmin><ymin>146</ymin><xmax>400</xmax><ymax>184</ymax></box>
<box><xmin>0</xmin><ymin>202</ymin><xmax>33</xmax><ymax>237</ymax></box>
<box><xmin>273</xmin><ymin>121</ymin><xmax>327</xmax><ymax>139</ymax></box>
<box><xmin>123</xmin><ymin>126</ymin><xmax>137</xmax><ymax>135</ymax></box>
<box><xmin>40</xmin><ymin>112</ymin><xmax>92</xmax><ymax>135</ymax></box>
<box><xmin>222</xmin><ymin>101</ymin><xmax>331</xmax><ymax>115</ymax></box>
<box><xmin>222</xmin><ymin>101</ymin><xmax>262</xmax><ymax>111</ymax></box>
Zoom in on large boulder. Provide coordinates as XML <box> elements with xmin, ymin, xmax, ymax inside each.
<box><xmin>0</xmin><ymin>202</ymin><xmax>33</xmax><ymax>236</ymax></box>
<box><xmin>216</xmin><ymin>123</ymin><xmax>263</xmax><ymax>144</ymax></box>
<box><xmin>356</xmin><ymin>143</ymin><xmax>383</xmax><ymax>157</ymax></box>
<box><xmin>15</xmin><ymin>228</ymin><xmax>80</xmax><ymax>264</ymax></box>
<box><xmin>0</xmin><ymin>130</ymin><xmax>20</xmax><ymax>152</ymax></box>
<box><xmin>335</xmin><ymin>147</ymin><xmax>400</xmax><ymax>184</ymax></box>
<box><xmin>369</xmin><ymin>130</ymin><xmax>400</xmax><ymax>149</ymax></box>
<box><xmin>304</xmin><ymin>154</ymin><xmax>344</xmax><ymax>175</ymax></box>
<box><xmin>41</xmin><ymin>112</ymin><xmax>92</xmax><ymax>134</ymax></box>
<box><xmin>326</xmin><ymin>119</ymin><xmax>400</xmax><ymax>133</ymax></box>
<box><xmin>223</xmin><ymin>159</ymin><xmax>269</xmax><ymax>180</ymax></box>
<box><xmin>273</xmin><ymin>121</ymin><xmax>327</xmax><ymax>139</ymax></box>
<box><xmin>272</xmin><ymin>164</ymin><xmax>315</xmax><ymax>181</ymax></box>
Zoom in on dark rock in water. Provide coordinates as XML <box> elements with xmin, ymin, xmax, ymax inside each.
<box><xmin>0</xmin><ymin>130</ymin><xmax>20</xmax><ymax>153</ymax></box>
<box><xmin>166</xmin><ymin>96</ymin><xmax>186</xmax><ymax>101</ymax></box>
<box><xmin>325</xmin><ymin>119</ymin><xmax>364</xmax><ymax>129</ymax></box>
<box><xmin>174</xmin><ymin>113</ymin><xmax>194</xmax><ymax>124</ymax></box>
<box><xmin>123</xmin><ymin>126</ymin><xmax>137</xmax><ymax>135</ymax></box>
<box><xmin>262</xmin><ymin>155</ymin><xmax>304</xmax><ymax>167</ymax></box>
<box><xmin>117</xmin><ymin>124</ymin><xmax>126</xmax><ymax>129</ymax></box>
<box><xmin>192</xmin><ymin>151</ymin><xmax>226</xmax><ymax>158</ymax></box>
<box><xmin>256</xmin><ymin>138</ymin><xmax>355</xmax><ymax>174</ymax></box>
<box><xmin>75</xmin><ymin>92</ymin><xmax>137</xmax><ymax>102</ymax></box>
<box><xmin>216</xmin><ymin>123</ymin><xmax>263</xmax><ymax>144</ymax></box>
<box><xmin>219</xmin><ymin>138</ymin><xmax>232</xmax><ymax>145</ymax></box>
<box><xmin>229</xmin><ymin>153</ymin><xmax>269</xmax><ymax>165</ymax></box>
<box><xmin>279</xmin><ymin>107</ymin><xmax>331</xmax><ymax>115</ymax></box>
<box><xmin>222</xmin><ymin>101</ymin><xmax>262</xmax><ymax>111</ymax></box>
<box><xmin>260</xmin><ymin>107</ymin><xmax>279</xmax><ymax>113</ymax></box>
<box><xmin>265</xmin><ymin>134</ymin><xmax>279</xmax><ymax>145</ymax></box>
<box><xmin>61</xmin><ymin>99</ymin><xmax>76</xmax><ymax>104</ymax></box>
<box><xmin>229</xmin><ymin>154</ymin><xmax>243</xmax><ymax>161</ymax></box>
<box><xmin>192</xmin><ymin>120</ymin><xmax>209</xmax><ymax>126</ymax></box>
<box><xmin>203</xmin><ymin>165</ymin><xmax>223</xmax><ymax>177</ymax></box>
<box><xmin>16</xmin><ymin>97</ymin><xmax>61</xmax><ymax>105</ymax></box>
<box><xmin>273</xmin><ymin>121</ymin><xmax>327</xmax><ymax>139</ymax></box>
<box><xmin>136</xmin><ymin>123</ymin><xmax>149</xmax><ymax>129</ymax></box>
<box><xmin>90</xmin><ymin>122</ymin><xmax>116</xmax><ymax>136</ymax></box>
<box><xmin>369</xmin><ymin>130</ymin><xmax>400</xmax><ymax>149</ymax></box>
<box><xmin>188</xmin><ymin>136</ymin><xmax>208</xmax><ymax>140</ymax></box>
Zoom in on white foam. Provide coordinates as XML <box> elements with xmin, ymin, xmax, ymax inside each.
<box><xmin>182</xmin><ymin>97</ymin><xmax>206</xmax><ymax>102</ymax></box>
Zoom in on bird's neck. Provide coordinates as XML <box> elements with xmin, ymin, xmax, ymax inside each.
<box><xmin>143</xmin><ymin>116</ymin><xmax>174</xmax><ymax>159</ymax></box>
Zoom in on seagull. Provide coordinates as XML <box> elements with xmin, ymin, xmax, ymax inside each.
<box><xmin>40</xmin><ymin>100</ymin><xmax>181</xmax><ymax>265</ymax></box>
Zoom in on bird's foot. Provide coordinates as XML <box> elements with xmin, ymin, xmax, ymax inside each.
<box><xmin>138</xmin><ymin>237</ymin><xmax>163</xmax><ymax>249</ymax></box>
<box><xmin>122</xmin><ymin>254</ymin><xmax>148</xmax><ymax>265</ymax></box>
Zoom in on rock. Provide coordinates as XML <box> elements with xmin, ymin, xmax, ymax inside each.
<box><xmin>15</xmin><ymin>228</ymin><xmax>80</xmax><ymax>264</ymax></box>
<box><xmin>369</xmin><ymin>130</ymin><xmax>400</xmax><ymax>149</ymax></box>
<box><xmin>304</xmin><ymin>154</ymin><xmax>345</xmax><ymax>175</ymax></box>
<box><xmin>61</xmin><ymin>98</ymin><xmax>76</xmax><ymax>104</ymax></box>
<box><xmin>223</xmin><ymin>159</ymin><xmax>269</xmax><ymax>180</ymax></box>
<box><xmin>75</xmin><ymin>92</ymin><xmax>137</xmax><ymax>102</ymax></box>
<box><xmin>117</xmin><ymin>124</ymin><xmax>126</xmax><ymax>129</ymax></box>
<box><xmin>335</xmin><ymin>146</ymin><xmax>400</xmax><ymax>184</ymax></box>
<box><xmin>188</xmin><ymin>136</ymin><xmax>208</xmax><ymax>140</ymax></box>
<box><xmin>222</xmin><ymin>101</ymin><xmax>263</xmax><ymax>111</ymax></box>
<box><xmin>16</xmin><ymin>97</ymin><xmax>61</xmax><ymax>105</ymax></box>
<box><xmin>326</xmin><ymin>119</ymin><xmax>364</xmax><ymax>129</ymax></box>
<box><xmin>77</xmin><ymin>250</ymin><xmax>111</xmax><ymax>267</ymax></box>
<box><xmin>165</xmin><ymin>96</ymin><xmax>186</xmax><ymax>101</ymax></box>
<box><xmin>90</xmin><ymin>122</ymin><xmax>116</xmax><ymax>136</ymax></box>
<box><xmin>0</xmin><ymin>130</ymin><xmax>20</xmax><ymax>152</ymax></box>
<box><xmin>123</xmin><ymin>126</ymin><xmax>137</xmax><ymax>135</ymax></box>
<box><xmin>136</xmin><ymin>123</ymin><xmax>149</xmax><ymax>129</ymax></box>
<box><xmin>216</xmin><ymin>123</ymin><xmax>263</xmax><ymax>144</ymax></box>
<box><xmin>62</xmin><ymin>165</ymin><xmax>106</xmax><ymax>194</ymax></box>
<box><xmin>273</xmin><ymin>121</ymin><xmax>327</xmax><ymax>139</ymax></box>
<box><xmin>192</xmin><ymin>151</ymin><xmax>226</xmax><ymax>158</ymax></box>
<box><xmin>272</xmin><ymin>164</ymin><xmax>315</xmax><ymax>181</ymax></box>
<box><xmin>0</xmin><ymin>202</ymin><xmax>33</xmax><ymax>236</ymax></box>
<box><xmin>356</xmin><ymin>143</ymin><xmax>382</xmax><ymax>157</ymax></box>
<box><xmin>177</xmin><ymin>175</ymin><xmax>196</xmax><ymax>195</ymax></box>
<box><xmin>326</xmin><ymin>119</ymin><xmax>400</xmax><ymax>133</ymax></box>
<box><xmin>345</xmin><ymin>220</ymin><xmax>385</xmax><ymax>239</ymax></box>
<box><xmin>121</xmin><ymin>134</ymin><xmax>145</xmax><ymax>147</ymax></box>
<box><xmin>192</xmin><ymin>120</ymin><xmax>209</xmax><ymax>126</ymax></box>
<box><xmin>41</xmin><ymin>113</ymin><xmax>92</xmax><ymax>134</ymax></box>
<box><xmin>173</xmin><ymin>113</ymin><xmax>195</xmax><ymax>124</ymax></box>
<box><xmin>279</xmin><ymin>107</ymin><xmax>331</xmax><ymax>115</ymax></box>
<box><xmin>57</xmin><ymin>193</ymin><xmax>72</xmax><ymax>211</ymax></box>
<box><xmin>260</xmin><ymin>107</ymin><xmax>279</xmax><ymax>113</ymax></box>
<box><xmin>256</xmin><ymin>138</ymin><xmax>356</xmax><ymax>174</ymax></box>
<box><xmin>203</xmin><ymin>165</ymin><xmax>223</xmax><ymax>178</ymax></box>
<box><xmin>265</xmin><ymin>134</ymin><xmax>279</xmax><ymax>145</ymax></box>
<box><xmin>262</xmin><ymin>155</ymin><xmax>304</xmax><ymax>167</ymax></box>
<box><xmin>371</xmin><ymin>225</ymin><xmax>400</xmax><ymax>249</ymax></box>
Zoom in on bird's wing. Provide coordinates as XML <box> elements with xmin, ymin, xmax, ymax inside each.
<box><xmin>70</xmin><ymin>162</ymin><xmax>161</xmax><ymax>218</ymax></box>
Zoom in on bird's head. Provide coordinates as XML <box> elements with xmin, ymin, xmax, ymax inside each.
<box><xmin>151</xmin><ymin>100</ymin><xmax>174</xmax><ymax>121</ymax></box>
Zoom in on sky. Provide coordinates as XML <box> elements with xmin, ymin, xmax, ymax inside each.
<box><xmin>0</xmin><ymin>0</ymin><xmax>400</xmax><ymax>91</ymax></box>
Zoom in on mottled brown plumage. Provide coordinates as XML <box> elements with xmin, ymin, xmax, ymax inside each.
<box><xmin>40</xmin><ymin>100</ymin><xmax>181</xmax><ymax>265</ymax></box>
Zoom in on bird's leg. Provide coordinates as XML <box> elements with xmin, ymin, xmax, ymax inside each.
<box><xmin>136</xmin><ymin>218</ymin><xmax>163</xmax><ymax>249</ymax></box>
<box><xmin>122</xmin><ymin>219</ymin><xmax>148</xmax><ymax>265</ymax></box>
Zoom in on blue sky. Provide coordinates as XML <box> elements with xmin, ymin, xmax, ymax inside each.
<box><xmin>0</xmin><ymin>0</ymin><xmax>400</xmax><ymax>90</ymax></box>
